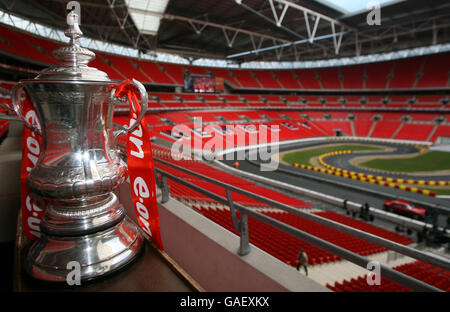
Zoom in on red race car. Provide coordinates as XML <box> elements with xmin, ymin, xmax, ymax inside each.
<box><xmin>383</xmin><ymin>199</ymin><xmax>427</xmax><ymax>220</ymax></box>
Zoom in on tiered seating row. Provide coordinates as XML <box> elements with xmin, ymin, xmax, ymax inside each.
<box><xmin>133</xmin><ymin>92</ymin><xmax>448</xmax><ymax>109</ymax></box>
<box><xmin>197</xmin><ymin>207</ymin><xmax>341</xmax><ymax>266</ymax></box>
<box><xmin>123</xmin><ymin>109</ymin><xmax>450</xmax><ymax>144</ymax></box>
<box><xmin>1</xmin><ymin>24</ymin><xmax>448</xmax><ymax>90</ymax></box>
<box><xmin>328</xmin><ymin>261</ymin><xmax>450</xmax><ymax>292</ymax></box>
<box><xmin>315</xmin><ymin>211</ymin><xmax>413</xmax><ymax>245</ymax></box>
<box><xmin>196</xmin><ymin>208</ymin><xmax>412</xmax><ymax>268</ymax></box>
<box><xmin>152</xmin><ymin>145</ymin><xmax>312</xmax><ymax>209</ymax></box>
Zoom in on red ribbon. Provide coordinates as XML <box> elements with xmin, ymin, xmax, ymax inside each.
<box><xmin>20</xmin><ymin>96</ymin><xmax>44</xmax><ymax>241</ymax></box>
<box><xmin>115</xmin><ymin>80</ymin><xmax>164</xmax><ymax>250</ymax></box>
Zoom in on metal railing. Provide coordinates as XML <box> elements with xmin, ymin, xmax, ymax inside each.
<box><xmin>152</xmin><ymin>156</ymin><xmax>450</xmax><ymax>292</ymax></box>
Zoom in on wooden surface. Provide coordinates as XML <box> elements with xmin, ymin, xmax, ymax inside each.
<box><xmin>13</xmin><ymin>213</ymin><xmax>202</xmax><ymax>292</ymax></box>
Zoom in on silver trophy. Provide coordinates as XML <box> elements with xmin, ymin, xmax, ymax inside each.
<box><xmin>12</xmin><ymin>10</ymin><xmax>145</xmax><ymax>282</ymax></box>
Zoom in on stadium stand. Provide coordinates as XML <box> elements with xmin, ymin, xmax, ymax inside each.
<box><xmin>416</xmin><ymin>53</ymin><xmax>450</xmax><ymax>88</ymax></box>
<box><xmin>394</xmin><ymin>123</ymin><xmax>435</xmax><ymax>141</ymax></box>
<box><xmin>137</xmin><ymin>60</ymin><xmax>174</xmax><ymax>84</ymax></box>
<box><xmin>0</xmin><ymin>26</ymin><xmax>448</xmax><ymax>91</ymax></box>
<box><xmin>365</xmin><ymin>61</ymin><xmax>393</xmax><ymax>89</ymax></box>
<box><xmin>272</xmin><ymin>70</ymin><xmax>303</xmax><ymax>89</ymax></box>
<box><xmin>1</xmin><ymin>8</ymin><xmax>449</xmax><ymax>293</ymax></box>
<box><xmin>316</xmin><ymin>67</ymin><xmax>341</xmax><ymax>89</ymax></box>
<box><xmin>252</xmin><ymin>70</ymin><xmax>282</xmax><ymax>89</ymax></box>
<box><xmin>389</xmin><ymin>57</ymin><xmax>424</xmax><ymax>89</ymax></box>
<box><xmin>195</xmin><ymin>208</ymin><xmax>412</xmax><ymax>267</ymax></box>
<box><xmin>341</xmin><ymin>64</ymin><xmax>365</xmax><ymax>89</ymax></box>
<box><xmin>229</xmin><ymin>69</ymin><xmax>262</xmax><ymax>88</ymax></box>
<box><xmin>328</xmin><ymin>261</ymin><xmax>450</xmax><ymax>292</ymax></box>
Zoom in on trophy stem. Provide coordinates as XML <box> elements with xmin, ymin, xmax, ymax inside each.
<box><xmin>41</xmin><ymin>193</ymin><xmax>126</xmax><ymax>236</ymax></box>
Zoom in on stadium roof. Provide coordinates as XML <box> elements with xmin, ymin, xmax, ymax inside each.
<box><xmin>315</xmin><ymin>0</ymin><xmax>400</xmax><ymax>15</ymax></box>
<box><xmin>0</xmin><ymin>0</ymin><xmax>448</xmax><ymax>64</ymax></box>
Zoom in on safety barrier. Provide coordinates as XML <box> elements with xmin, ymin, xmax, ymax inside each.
<box><xmin>318</xmin><ymin>150</ymin><xmax>450</xmax><ymax>192</ymax></box>
<box><xmin>292</xmin><ymin>150</ymin><xmax>437</xmax><ymax>197</ymax></box>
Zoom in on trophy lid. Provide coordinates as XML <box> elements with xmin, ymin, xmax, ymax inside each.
<box><xmin>34</xmin><ymin>10</ymin><xmax>110</xmax><ymax>82</ymax></box>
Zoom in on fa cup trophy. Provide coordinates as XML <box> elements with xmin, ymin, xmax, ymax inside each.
<box><xmin>12</xmin><ymin>10</ymin><xmax>145</xmax><ymax>282</ymax></box>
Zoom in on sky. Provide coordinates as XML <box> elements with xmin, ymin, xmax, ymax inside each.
<box><xmin>316</xmin><ymin>0</ymin><xmax>398</xmax><ymax>14</ymax></box>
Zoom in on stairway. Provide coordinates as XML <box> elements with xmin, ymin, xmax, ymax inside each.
<box><xmin>413</xmin><ymin>55</ymin><xmax>428</xmax><ymax>88</ymax></box>
<box><xmin>350</xmin><ymin>120</ymin><xmax>356</xmax><ymax>136</ymax></box>
<box><xmin>385</xmin><ymin>61</ymin><xmax>396</xmax><ymax>89</ymax></box>
<box><xmin>391</xmin><ymin>121</ymin><xmax>405</xmax><ymax>139</ymax></box>
<box><xmin>426</xmin><ymin>124</ymin><xmax>439</xmax><ymax>142</ymax></box>
<box><xmin>137</xmin><ymin>64</ymin><xmax>154</xmax><ymax>82</ymax></box>
<box><xmin>367</xmin><ymin>120</ymin><xmax>378</xmax><ymax>137</ymax></box>
<box><xmin>314</xmin><ymin>68</ymin><xmax>324</xmax><ymax>89</ymax></box>
<box><xmin>251</xmin><ymin>71</ymin><xmax>264</xmax><ymax>89</ymax></box>
<box><xmin>309</xmin><ymin>251</ymin><xmax>416</xmax><ymax>287</ymax></box>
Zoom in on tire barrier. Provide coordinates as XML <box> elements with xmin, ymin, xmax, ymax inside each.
<box><xmin>292</xmin><ymin>150</ymin><xmax>438</xmax><ymax>197</ymax></box>
<box><xmin>152</xmin><ymin>147</ymin><xmax>195</xmax><ymax>162</ymax></box>
<box><xmin>325</xmin><ymin>136</ymin><xmax>432</xmax><ymax>149</ymax></box>
<box><xmin>318</xmin><ymin>150</ymin><xmax>450</xmax><ymax>187</ymax></box>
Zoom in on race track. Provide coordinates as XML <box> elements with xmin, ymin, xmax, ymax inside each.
<box><xmin>220</xmin><ymin>140</ymin><xmax>450</xmax><ymax>218</ymax></box>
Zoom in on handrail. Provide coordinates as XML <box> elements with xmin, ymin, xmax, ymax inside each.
<box><xmin>0</xmin><ymin>114</ymin><xmax>21</xmax><ymax>121</ymax></box>
<box><xmin>153</xmin><ymin>157</ymin><xmax>445</xmax><ymax>292</ymax></box>
<box><xmin>113</xmin><ymin>105</ymin><xmax>450</xmax><ymax>116</ymax></box>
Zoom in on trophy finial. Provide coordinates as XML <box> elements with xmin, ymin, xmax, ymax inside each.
<box><xmin>38</xmin><ymin>4</ymin><xmax>109</xmax><ymax>81</ymax></box>
<box><xmin>65</xmin><ymin>10</ymin><xmax>83</xmax><ymax>43</ymax></box>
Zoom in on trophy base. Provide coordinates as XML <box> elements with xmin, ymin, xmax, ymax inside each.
<box><xmin>24</xmin><ymin>216</ymin><xmax>144</xmax><ymax>283</ymax></box>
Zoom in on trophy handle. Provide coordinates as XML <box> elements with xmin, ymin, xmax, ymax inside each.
<box><xmin>113</xmin><ymin>79</ymin><xmax>148</xmax><ymax>144</ymax></box>
<box><xmin>11</xmin><ymin>82</ymin><xmax>42</xmax><ymax>135</ymax></box>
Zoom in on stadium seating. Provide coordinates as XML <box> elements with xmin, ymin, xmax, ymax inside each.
<box><xmin>16</xmin><ymin>31</ymin><xmax>59</xmax><ymax>65</ymax></box>
<box><xmin>82</xmin><ymin>52</ymin><xmax>124</xmax><ymax>80</ymax></box>
<box><xmin>104</xmin><ymin>54</ymin><xmax>149</xmax><ymax>82</ymax></box>
<box><xmin>252</xmin><ymin>70</ymin><xmax>282</xmax><ymax>89</ymax></box>
<box><xmin>313</xmin><ymin>121</ymin><xmax>353</xmax><ymax>136</ymax></box>
<box><xmin>138</xmin><ymin>61</ymin><xmax>175</xmax><ymax>84</ymax></box>
<box><xmin>151</xmin><ymin>145</ymin><xmax>312</xmax><ymax>208</ymax></box>
<box><xmin>370</xmin><ymin>121</ymin><xmax>402</xmax><ymax>138</ymax></box>
<box><xmin>0</xmin><ymin>25</ymin><xmax>448</xmax><ymax>90</ymax></box>
<box><xmin>341</xmin><ymin>64</ymin><xmax>365</xmax><ymax>89</ymax></box>
<box><xmin>229</xmin><ymin>69</ymin><xmax>261</xmax><ymax>88</ymax></box>
<box><xmin>272</xmin><ymin>70</ymin><xmax>302</xmax><ymax>89</ymax></box>
<box><xmin>208</xmin><ymin>67</ymin><xmax>242</xmax><ymax>87</ymax></box>
<box><xmin>316</xmin><ymin>67</ymin><xmax>341</xmax><ymax>89</ymax></box>
<box><xmin>328</xmin><ymin>261</ymin><xmax>450</xmax><ymax>292</ymax></box>
<box><xmin>389</xmin><ymin>57</ymin><xmax>423</xmax><ymax>89</ymax></box>
<box><xmin>365</xmin><ymin>61</ymin><xmax>393</xmax><ymax>89</ymax></box>
<box><xmin>410</xmin><ymin>114</ymin><xmax>439</xmax><ymax>121</ymax></box>
<box><xmin>159</xmin><ymin>63</ymin><xmax>185</xmax><ymax>84</ymax></box>
<box><xmin>315</xmin><ymin>211</ymin><xmax>413</xmax><ymax>245</ymax></box>
<box><xmin>196</xmin><ymin>208</ymin><xmax>412</xmax><ymax>267</ymax></box>
<box><xmin>128</xmin><ymin>107</ymin><xmax>450</xmax><ymax>143</ymax></box>
<box><xmin>416</xmin><ymin>53</ymin><xmax>450</xmax><ymax>88</ymax></box>
<box><xmin>184</xmin><ymin>65</ymin><xmax>208</xmax><ymax>75</ymax></box>
<box><xmin>429</xmin><ymin>125</ymin><xmax>450</xmax><ymax>142</ymax></box>
<box><xmin>394</xmin><ymin>123</ymin><xmax>435</xmax><ymax>141</ymax></box>
<box><xmin>0</xmin><ymin>25</ymin><xmax>55</xmax><ymax>65</ymax></box>
<box><xmin>2</xmin><ymin>5</ymin><xmax>450</xmax><ymax>295</ymax></box>
<box><xmin>197</xmin><ymin>207</ymin><xmax>342</xmax><ymax>265</ymax></box>
<box><xmin>353</xmin><ymin>120</ymin><xmax>374</xmax><ymax>137</ymax></box>
<box><xmin>295</xmin><ymin>69</ymin><xmax>321</xmax><ymax>89</ymax></box>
